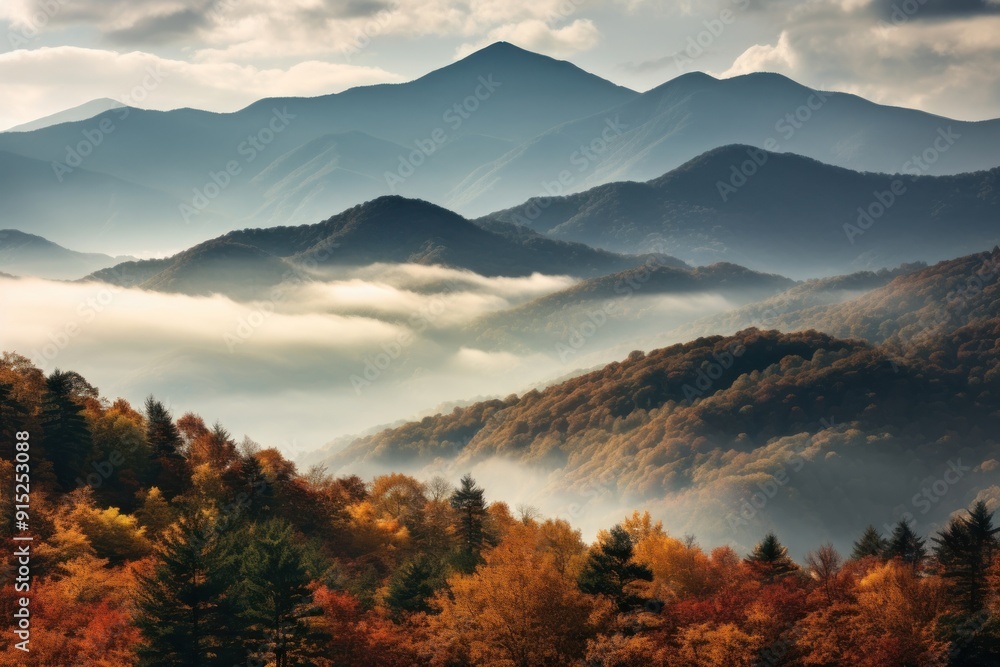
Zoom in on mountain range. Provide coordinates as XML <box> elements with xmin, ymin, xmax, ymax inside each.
<box><xmin>2</xmin><ymin>43</ymin><xmax>999</xmax><ymax>256</ymax></box>
<box><xmin>482</xmin><ymin>145</ymin><xmax>1000</xmax><ymax>276</ymax></box>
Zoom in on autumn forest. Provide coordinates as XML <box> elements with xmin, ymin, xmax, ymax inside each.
<box><xmin>1</xmin><ymin>351</ymin><xmax>998</xmax><ymax>666</ymax></box>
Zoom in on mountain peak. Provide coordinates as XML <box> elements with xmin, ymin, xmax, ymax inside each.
<box><xmin>5</xmin><ymin>98</ymin><xmax>125</xmax><ymax>133</ymax></box>
<box><xmin>457</xmin><ymin>41</ymin><xmax>558</xmax><ymax>65</ymax></box>
<box><xmin>416</xmin><ymin>42</ymin><xmax>635</xmax><ymax>96</ymax></box>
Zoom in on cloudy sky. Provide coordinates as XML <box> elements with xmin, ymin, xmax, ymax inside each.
<box><xmin>2</xmin><ymin>0</ymin><xmax>999</xmax><ymax>129</ymax></box>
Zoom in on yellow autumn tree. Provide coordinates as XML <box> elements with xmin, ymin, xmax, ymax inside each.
<box><xmin>673</xmin><ymin>622</ymin><xmax>764</xmax><ymax>667</ymax></box>
<box><xmin>634</xmin><ymin>532</ymin><xmax>715</xmax><ymax>601</ymax></box>
<box><xmin>429</xmin><ymin>523</ymin><xmax>604</xmax><ymax>666</ymax></box>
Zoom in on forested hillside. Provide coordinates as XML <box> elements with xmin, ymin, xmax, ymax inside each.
<box><xmin>1</xmin><ymin>352</ymin><xmax>999</xmax><ymax>665</ymax></box>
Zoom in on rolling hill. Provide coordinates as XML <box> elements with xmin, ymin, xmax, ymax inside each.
<box><xmin>87</xmin><ymin>196</ymin><xmax>682</xmax><ymax>297</ymax></box>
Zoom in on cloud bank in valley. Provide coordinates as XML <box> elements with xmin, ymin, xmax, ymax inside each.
<box><xmin>0</xmin><ymin>266</ymin><xmax>579</xmax><ymax>454</ymax></box>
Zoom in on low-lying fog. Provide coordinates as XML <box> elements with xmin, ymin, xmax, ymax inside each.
<box><xmin>0</xmin><ymin>264</ymin><xmax>740</xmax><ymax>458</ymax></box>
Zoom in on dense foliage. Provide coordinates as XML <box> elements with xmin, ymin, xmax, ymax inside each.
<box><xmin>1</xmin><ymin>351</ymin><xmax>999</xmax><ymax>665</ymax></box>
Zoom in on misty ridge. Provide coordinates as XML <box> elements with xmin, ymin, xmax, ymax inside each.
<box><xmin>2</xmin><ymin>41</ymin><xmax>1000</xmax><ymax>603</ymax></box>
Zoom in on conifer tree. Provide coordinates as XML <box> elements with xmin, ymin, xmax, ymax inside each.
<box><xmin>578</xmin><ymin>524</ymin><xmax>653</xmax><ymax>611</ymax></box>
<box><xmin>885</xmin><ymin>520</ymin><xmax>927</xmax><ymax>568</ymax></box>
<box><xmin>135</xmin><ymin>512</ymin><xmax>241</xmax><ymax>667</ymax></box>
<box><xmin>41</xmin><ymin>370</ymin><xmax>93</xmax><ymax>489</ymax></box>
<box><xmin>450</xmin><ymin>474</ymin><xmax>487</xmax><ymax>572</ymax></box>
<box><xmin>386</xmin><ymin>554</ymin><xmax>441</xmax><ymax>616</ymax></box>
<box><xmin>145</xmin><ymin>396</ymin><xmax>187</xmax><ymax>498</ymax></box>
<box><xmin>851</xmin><ymin>524</ymin><xmax>887</xmax><ymax>560</ymax></box>
<box><xmin>933</xmin><ymin>501</ymin><xmax>1000</xmax><ymax>613</ymax></box>
<box><xmin>233</xmin><ymin>519</ymin><xmax>316</xmax><ymax>667</ymax></box>
<box><xmin>745</xmin><ymin>532</ymin><xmax>799</xmax><ymax>582</ymax></box>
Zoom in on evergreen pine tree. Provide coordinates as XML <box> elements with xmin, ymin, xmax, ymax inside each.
<box><xmin>232</xmin><ymin>519</ymin><xmax>316</xmax><ymax>667</ymax></box>
<box><xmin>145</xmin><ymin>396</ymin><xmax>187</xmax><ymax>498</ymax></box>
<box><xmin>135</xmin><ymin>512</ymin><xmax>241</xmax><ymax>667</ymax></box>
<box><xmin>41</xmin><ymin>370</ymin><xmax>93</xmax><ymax>489</ymax></box>
<box><xmin>884</xmin><ymin>520</ymin><xmax>927</xmax><ymax>567</ymax></box>
<box><xmin>578</xmin><ymin>524</ymin><xmax>653</xmax><ymax>611</ymax></box>
<box><xmin>933</xmin><ymin>501</ymin><xmax>1000</xmax><ymax>613</ymax></box>
<box><xmin>450</xmin><ymin>473</ymin><xmax>487</xmax><ymax>572</ymax></box>
<box><xmin>386</xmin><ymin>554</ymin><xmax>442</xmax><ymax>616</ymax></box>
<box><xmin>851</xmin><ymin>524</ymin><xmax>888</xmax><ymax>560</ymax></box>
<box><xmin>745</xmin><ymin>532</ymin><xmax>799</xmax><ymax>583</ymax></box>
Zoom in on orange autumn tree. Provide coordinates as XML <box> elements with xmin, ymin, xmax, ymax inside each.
<box><xmin>427</xmin><ymin>522</ymin><xmax>605</xmax><ymax>666</ymax></box>
<box><xmin>796</xmin><ymin>559</ymin><xmax>949</xmax><ymax>666</ymax></box>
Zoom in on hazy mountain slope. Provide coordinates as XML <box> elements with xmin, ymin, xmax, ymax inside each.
<box><xmin>668</xmin><ymin>263</ymin><xmax>928</xmax><ymax>341</ymax></box>
<box><xmin>481</xmin><ymin>146</ymin><xmax>1000</xmax><ymax>276</ymax></box>
<box><xmin>454</xmin><ymin>71</ymin><xmax>1000</xmax><ymax>214</ymax></box>
<box><xmin>139</xmin><ymin>239</ymin><xmax>294</xmax><ymax>298</ymax></box>
<box><xmin>324</xmin><ymin>323</ymin><xmax>1000</xmax><ymax>555</ymax></box>
<box><xmin>468</xmin><ymin>262</ymin><xmax>796</xmax><ymax>352</ymax></box>
<box><xmin>0</xmin><ymin>151</ymin><xmax>206</xmax><ymax>253</ymax></box>
<box><xmin>318</xmin><ymin>249</ymin><xmax>1000</xmax><ymax>551</ymax></box>
<box><xmin>759</xmin><ymin>247</ymin><xmax>1000</xmax><ymax>344</ymax></box>
<box><xmin>87</xmin><ymin>196</ymin><xmax>682</xmax><ymax>296</ymax></box>
<box><xmin>0</xmin><ymin>229</ymin><xmax>131</xmax><ymax>280</ymax></box>
<box><xmin>4</xmin><ymin>98</ymin><xmax>124</xmax><ymax>133</ymax></box>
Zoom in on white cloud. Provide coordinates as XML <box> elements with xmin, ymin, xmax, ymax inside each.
<box><xmin>455</xmin><ymin>18</ymin><xmax>602</xmax><ymax>58</ymax></box>
<box><xmin>0</xmin><ymin>269</ymin><xmax>575</xmax><ymax>448</ymax></box>
<box><xmin>720</xmin><ymin>5</ymin><xmax>1000</xmax><ymax>121</ymax></box>
<box><xmin>0</xmin><ymin>46</ymin><xmax>403</xmax><ymax>129</ymax></box>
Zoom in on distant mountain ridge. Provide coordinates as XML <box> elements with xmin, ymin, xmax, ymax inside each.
<box><xmin>467</xmin><ymin>261</ymin><xmax>796</xmax><ymax>353</ymax></box>
<box><xmin>453</xmin><ymin>70</ymin><xmax>1000</xmax><ymax>213</ymax></box>
<box><xmin>481</xmin><ymin>145</ymin><xmax>1000</xmax><ymax>276</ymax></box>
<box><xmin>4</xmin><ymin>98</ymin><xmax>124</xmax><ymax>133</ymax></box>
<box><xmin>0</xmin><ymin>229</ymin><xmax>131</xmax><ymax>280</ymax></box>
<box><xmin>0</xmin><ymin>43</ymin><xmax>635</xmax><ymax>252</ymax></box>
<box><xmin>1</xmin><ymin>44</ymin><xmax>998</xmax><ymax>255</ymax></box>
